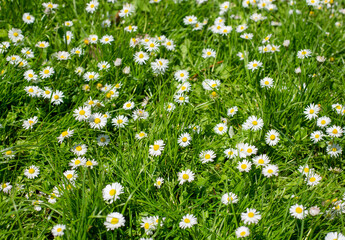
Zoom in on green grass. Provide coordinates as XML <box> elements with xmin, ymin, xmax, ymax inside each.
<box><xmin>0</xmin><ymin>0</ymin><xmax>345</xmax><ymax>239</ymax></box>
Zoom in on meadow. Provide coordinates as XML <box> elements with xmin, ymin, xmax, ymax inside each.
<box><xmin>0</xmin><ymin>0</ymin><xmax>345</xmax><ymax>239</ymax></box>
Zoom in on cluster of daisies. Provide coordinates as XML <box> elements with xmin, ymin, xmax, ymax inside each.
<box><xmin>1</xmin><ymin>0</ymin><xmax>345</xmax><ymax>239</ymax></box>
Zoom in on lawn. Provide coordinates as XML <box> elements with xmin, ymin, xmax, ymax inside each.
<box><xmin>0</xmin><ymin>0</ymin><xmax>345</xmax><ymax>239</ymax></box>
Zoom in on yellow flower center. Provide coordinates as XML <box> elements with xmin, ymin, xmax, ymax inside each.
<box><xmin>86</xmin><ymin>161</ymin><xmax>92</xmax><ymax>166</ymax></box>
<box><xmin>61</xmin><ymin>131</ymin><xmax>68</xmax><ymax>137</ymax></box>
<box><xmin>270</xmin><ymin>135</ymin><xmax>275</xmax><ymax>140</ymax></box>
<box><xmin>28</xmin><ymin>120</ymin><xmax>34</xmax><ymax>125</ymax></box>
<box><xmin>111</xmin><ymin>218</ymin><xmax>119</xmax><ymax>224</ymax></box>
<box><xmin>76</xmin><ymin>146</ymin><xmax>82</xmax><ymax>151</ymax></box>
<box><xmin>124</xmin><ymin>9</ymin><xmax>129</xmax><ymax>13</ymax></box>
<box><xmin>79</xmin><ymin>110</ymin><xmax>85</xmax><ymax>115</ymax></box>
<box><xmin>117</xmin><ymin>119</ymin><xmax>123</xmax><ymax>124</ymax></box>
<box><xmin>5</xmin><ymin>151</ymin><xmax>12</xmax><ymax>155</ymax></box>
<box><xmin>144</xmin><ymin>222</ymin><xmax>150</xmax><ymax>229</ymax></box>
<box><xmin>182</xmin><ymin>137</ymin><xmax>188</xmax><ymax>142</ymax></box>
<box><xmin>315</xmin><ymin>134</ymin><xmax>320</xmax><ymax>138</ymax></box>
<box><xmin>75</xmin><ymin>160</ymin><xmax>81</xmax><ymax>165</ymax></box>
<box><xmin>139</xmin><ymin>132</ymin><xmax>145</xmax><ymax>137</ymax></box>
<box><xmin>252</xmin><ymin>121</ymin><xmax>258</xmax><ymax>125</ymax></box>
<box><xmin>90</xmin><ymin>4</ymin><xmax>95</xmax><ymax>8</ymax></box>
<box><xmin>66</xmin><ymin>174</ymin><xmax>73</xmax><ymax>179</ymax></box>
<box><xmin>253</xmin><ymin>63</ymin><xmax>258</xmax><ymax>67</ymax></box>
<box><xmin>153</xmin><ymin>144</ymin><xmax>160</xmax><ymax>151</ymax></box>
<box><xmin>295</xmin><ymin>207</ymin><xmax>302</xmax><ymax>213</ymax></box>
<box><xmin>57</xmin><ymin>228</ymin><xmax>62</xmax><ymax>232</ymax></box>
<box><xmin>205</xmin><ymin>154</ymin><xmax>211</xmax><ymax>159</ymax></box>
<box><xmin>109</xmin><ymin>189</ymin><xmax>116</xmax><ymax>196</ymax></box>
<box><xmin>268</xmin><ymin>169</ymin><xmax>273</xmax><ymax>174</ymax></box>
<box><xmin>218</xmin><ymin>127</ymin><xmax>224</xmax><ymax>131</ymax></box>
<box><xmin>139</xmin><ymin>53</ymin><xmax>144</xmax><ymax>58</ymax></box>
<box><xmin>265</xmin><ymin>81</ymin><xmax>269</xmax><ymax>85</ymax></box>
<box><xmin>157</xmin><ymin>181</ymin><xmax>161</xmax><ymax>185</ymax></box>
<box><xmin>89</xmin><ymin>75</ymin><xmax>94</xmax><ymax>79</ymax></box>
<box><xmin>248</xmin><ymin>212</ymin><xmax>254</xmax><ymax>218</ymax></box>
<box><xmin>241</xmin><ymin>164</ymin><xmax>247</xmax><ymax>169</ymax></box>
<box><xmin>332</xmin><ymin>148</ymin><xmax>337</xmax><ymax>152</ymax></box>
<box><xmin>39</xmin><ymin>43</ymin><xmax>45</xmax><ymax>48</ymax></box>
<box><xmin>207</xmin><ymin>51</ymin><xmax>211</xmax><ymax>55</ymax></box>
<box><xmin>100</xmin><ymin>137</ymin><xmax>106</xmax><ymax>142</ymax></box>
<box><xmin>44</xmin><ymin>70</ymin><xmax>49</xmax><ymax>74</ymax></box>
<box><xmin>94</xmin><ymin>118</ymin><xmax>101</xmax><ymax>124</ymax></box>
<box><xmin>258</xmin><ymin>159</ymin><xmax>264</xmax><ymax>164</ymax></box>
<box><xmin>28</xmin><ymin>168</ymin><xmax>35</xmax><ymax>174</ymax></box>
<box><xmin>309</xmin><ymin>177</ymin><xmax>316</xmax><ymax>182</ymax></box>
<box><xmin>321</xmin><ymin>120</ymin><xmax>326</xmax><ymax>124</ymax></box>
<box><xmin>332</xmin><ymin>129</ymin><xmax>338</xmax><ymax>134</ymax></box>
<box><xmin>247</xmin><ymin>149</ymin><xmax>252</xmax><ymax>153</ymax></box>
<box><xmin>182</xmin><ymin>174</ymin><xmax>189</xmax><ymax>180</ymax></box>
<box><xmin>54</xmin><ymin>95</ymin><xmax>59</xmax><ymax>100</ymax></box>
<box><xmin>184</xmin><ymin>218</ymin><xmax>190</xmax><ymax>223</ymax></box>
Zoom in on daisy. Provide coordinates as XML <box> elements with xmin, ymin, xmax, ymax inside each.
<box><xmin>36</xmin><ymin>41</ymin><xmax>49</xmax><ymax>48</ymax></box>
<box><xmin>154</xmin><ymin>177</ymin><xmax>164</xmax><ymax>188</ymax></box>
<box><xmin>83</xmin><ymin>72</ymin><xmax>99</xmax><ymax>81</ymax></box>
<box><xmin>290</xmin><ymin>204</ymin><xmax>308</xmax><ymax>219</ymax></box>
<box><xmin>317</xmin><ymin>116</ymin><xmax>331</xmax><ymax>128</ymax></box>
<box><xmin>23</xmin><ymin>116</ymin><xmax>38</xmax><ymax>130</ymax></box>
<box><xmin>221</xmin><ymin>192</ymin><xmax>238</xmax><ymax>204</ymax></box>
<box><xmin>149</xmin><ymin>140</ymin><xmax>165</xmax><ymax>156</ymax></box>
<box><xmin>235</xmin><ymin>226</ymin><xmax>250</xmax><ymax>238</ymax></box>
<box><xmin>325</xmin><ymin>232</ymin><xmax>345</xmax><ymax>240</ymax></box>
<box><xmin>240</xmin><ymin>33</ymin><xmax>253</xmax><ymax>40</ymax></box>
<box><xmin>65</xmin><ymin>21</ymin><xmax>73</xmax><ymax>27</ymax></box>
<box><xmin>304</xmin><ymin>103</ymin><xmax>320</xmax><ymax>120</ymax></box>
<box><xmin>297</xmin><ymin>49</ymin><xmax>312</xmax><ymax>59</ymax></box>
<box><xmin>298</xmin><ymin>164</ymin><xmax>314</xmax><ymax>176</ymax></box>
<box><xmin>24</xmin><ymin>70</ymin><xmax>37</xmax><ymax>82</ymax></box>
<box><xmin>64</xmin><ymin>170</ymin><xmax>78</xmax><ymax>182</ymax></box>
<box><xmin>326</xmin><ymin>125</ymin><xmax>343</xmax><ymax>138</ymax></box>
<box><xmin>227</xmin><ymin>106</ymin><xmax>238</xmax><ymax>117</ymax></box>
<box><xmin>265</xmin><ymin>129</ymin><xmax>280</xmax><ymax>146</ymax></box>
<box><xmin>178</xmin><ymin>132</ymin><xmax>192</xmax><ymax>147</ymax></box>
<box><xmin>0</xmin><ymin>182</ymin><xmax>12</xmax><ymax>194</ymax></box>
<box><xmin>71</xmin><ymin>48</ymin><xmax>83</xmax><ymax>57</ymax></box>
<box><xmin>86</xmin><ymin>0</ymin><xmax>99</xmax><ymax>13</ymax></box>
<box><xmin>97</xmin><ymin>134</ymin><xmax>110</xmax><ymax>146</ymax></box>
<box><xmin>3</xmin><ymin>150</ymin><xmax>15</xmax><ymax>159</ymax></box>
<box><xmin>174</xmin><ymin>70</ymin><xmax>189</xmax><ymax>82</ymax></box>
<box><xmin>25</xmin><ymin>86</ymin><xmax>41</xmax><ymax>97</ymax></box>
<box><xmin>119</xmin><ymin>3</ymin><xmax>135</xmax><ymax>17</ymax></box>
<box><xmin>69</xmin><ymin>157</ymin><xmax>86</xmax><ymax>169</ymax></box>
<box><xmin>241</xmin><ymin>208</ymin><xmax>261</xmax><ymax>225</ymax></box>
<box><xmin>236</xmin><ymin>24</ymin><xmax>248</xmax><ymax>32</ymax></box>
<box><xmin>145</xmin><ymin>40</ymin><xmax>160</xmax><ymax>52</ymax></box>
<box><xmin>42</xmin><ymin>2</ymin><xmax>58</xmax><ymax>10</ymax></box>
<box><xmin>202</xmin><ymin>79</ymin><xmax>221</xmax><ymax>90</ymax></box>
<box><xmin>214</xmin><ymin>123</ymin><xmax>228</xmax><ymax>135</ymax></box>
<box><xmin>262</xmin><ymin>34</ymin><xmax>272</xmax><ymax>44</ymax></box>
<box><xmin>253</xmin><ymin>154</ymin><xmax>270</xmax><ymax>166</ymax></box>
<box><xmin>123</xmin><ymin>101</ymin><xmax>135</xmax><ymax>110</ymax></box>
<box><xmin>135</xmin><ymin>131</ymin><xmax>147</xmax><ymax>140</ymax></box>
<box><xmin>134</xmin><ymin>51</ymin><xmax>149</xmax><ymax>65</ymax></box>
<box><xmin>24</xmin><ymin>165</ymin><xmax>40</xmax><ymax>179</ymax></box>
<box><xmin>332</xmin><ymin>103</ymin><xmax>343</xmax><ymax>114</ymax></box>
<box><xmin>102</xmin><ymin>182</ymin><xmax>124</xmax><ymax>204</ymax></box>
<box><xmin>247</xmin><ymin>60</ymin><xmax>263</xmax><ymax>71</ymax></box>
<box><xmin>39</xmin><ymin>87</ymin><xmax>51</xmax><ymax>98</ymax></box>
<box><xmin>104</xmin><ymin>212</ymin><xmax>126</xmax><ymax>230</ymax></box>
<box><xmin>183</xmin><ymin>15</ymin><xmax>197</xmax><ymax>25</ymax></box>
<box><xmin>71</xmin><ymin>144</ymin><xmax>87</xmax><ymax>156</ymax></box>
<box><xmin>124</xmin><ymin>25</ymin><xmax>137</xmax><ymax>32</ymax></box>
<box><xmin>260</xmin><ymin>77</ymin><xmax>274</xmax><ymax>88</ymax></box>
<box><xmin>163</xmin><ymin>39</ymin><xmax>175</xmax><ymax>51</ymax></box>
<box><xmin>166</xmin><ymin>102</ymin><xmax>176</xmax><ymax>112</ymax></box>
<box><xmin>202</xmin><ymin>48</ymin><xmax>216</xmax><ymax>58</ymax></box>
<box><xmin>245</xmin><ymin>144</ymin><xmax>258</xmax><ymax>157</ymax></box>
<box><xmin>179</xmin><ymin>214</ymin><xmax>197</xmax><ymax>229</ymax></box>
<box><xmin>100</xmin><ymin>35</ymin><xmax>114</xmax><ymax>45</ymax></box>
<box><xmin>8</xmin><ymin>28</ymin><xmax>23</xmax><ymax>42</ymax></box>
<box><xmin>242</xmin><ymin>116</ymin><xmax>264</xmax><ymax>131</ymax></box>
<box><xmin>21</xmin><ymin>48</ymin><xmax>34</xmax><ymax>59</ymax></box>
<box><xmin>310</xmin><ymin>131</ymin><xmax>324</xmax><ymax>143</ymax></box>
<box><xmin>73</xmin><ymin>106</ymin><xmax>91</xmax><ymax>121</ymax></box>
<box><xmin>224</xmin><ymin>148</ymin><xmax>238</xmax><ymax>159</ymax></box>
<box><xmin>112</xmin><ymin>115</ymin><xmax>129</xmax><ymax>128</ymax></box>
<box><xmin>177</xmin><ymin>82</ymin><xmax>192</xmax><ymax>94</ymax></box>
<box><xmin>51</xmin><ymin>90</ymin><xmax>64</xmax><ymax>105</ymax></box>
<box><xmin>40</xmin><ymin>66</ymin><xmax>54</xmax><ymax>79</ymax></box>
<box><xmin>85</xmin><ymin>159</ymin><xmax>98</xmax><ymax>169</ymax></box>
<box><xmin>98</xmin><ymin>61</ymin><xmax>110</xmax><ymax>71</ymax></box>
<box><xmin>237</xmin><ymin>52</ymin><xmax>245</xmax><ymax>60</ymax></box>
<box><xmin>237</xmin><ymin>160</ymin><xmax>252</xmax><ymax>172</ymax></box>
<box><xmin>151</xmin><ymin>58</ymin><xmax>169</xmax><ymax>74</ymax></box>
<box><xmin>57</xmin><ymin>129</ymin><xmax>74</xmax><ymax>143</ymax></box>
<box><xmin>306</xmin><ymin>173</ymin><xmax>321</xmax><ymax>186</ymax></box>
<box><xmin>178</xmin><ymin>169</ymin><xmax>195</xmax><ymax>185</ymax></box>
<box><xmin>327</xmin><ymin>143</ymin><xmax>342</xmax><ymax>158</ymax></box>
<box><xmin>174</xmin><ymin>94</ymin><xmax>189</xmax><ymax>105</ymax></box>
<box><xmin>51</xmin><ymin>224</ymin><xmax>66</xmax><ymax>237</ymax></box>
<box><xmin>199</xmin><ymin>150</ymin><xmax>216</xmax><ymax>163</ymax></box>
<box><xmin>141</xmin><ymin>216</ymin><xmax>155</xmax><ymax>235</ymax></box>
<box><xmin>262</xmin><ymin>164</ymin><xmax>279</xmax><ymax>177</ymax></box>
